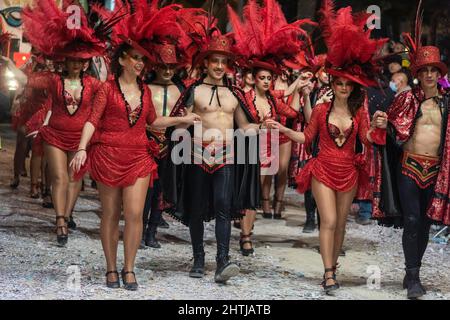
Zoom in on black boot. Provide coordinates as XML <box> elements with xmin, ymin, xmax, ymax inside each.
<box><xmin>214</xmin><ymin>255</ymin><xmax>239</xmax><ymax>284</ymax></box>
<box><xmin>189</xmin><ymin>250</ymin><xmax>205</xmax><ymax>278</ymax></box>
<box><xmin>303</xmin><ymin>211</ymin><xmax>316</xmax><ymax>233</ymax></box>
<box><xmin>405</xmin><ymin>268</ymin><xmax>425</xmax><ymax>299</ymax></box>
<box><xmin>403</xmin><ymin>266</ymin><xmax>426</xmax><ymax>294</ymax></box>
<box><xmin>144</xmin><ymin>224</ymin><xmax>161</xmax><ymax>248</ymax></box>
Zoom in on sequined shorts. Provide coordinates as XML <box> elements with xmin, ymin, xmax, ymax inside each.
<box><xmin>401</xmin><ymin>151</ymin><xmax>440</xmax><ymax>189</ymax></box>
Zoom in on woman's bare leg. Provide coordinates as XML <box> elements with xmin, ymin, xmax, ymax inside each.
<box><xmin>44</xmin><ymin>143</ymin><xmax>69</xmax><ymax>235</ymax></box>
<box><xmin>11</xmin><ymin>127</ymin><xmax>28</xmax><ymax>187</ymax></box>
<box><xmin>261</xmin><ymin>175</ymin><xmax>272</xmax><ymax>214</ymax></box>
<box><xmin>122</xmin><ymin>176</ymin><xmax>150</xmax><ymax>282</ymax></box>
<box><xmin>274</xmin><ymin>142</ymin><xmax>291</xmax><ymax>215</ymax></box>
<box><xmin>333</xmin><ymin>187</ymin><xmax>357</xmax><ymax>266</ymax></box>
<box><xmin>312</xmin><ymin>177</ymin><xmax>337</xmax><ymax>286</ymax></box>
<box><xmin>240</xmin><ymin>209</ymin><xmax>256</xmax><ymax>250</ymax></box>
<box><xmin>65</xmin><ymin>151</ymin><xmax>82</xmax><ymax>218</ymax></box>
<box><xmin>30</xmin><ymin>150</ymin><xmax>42</xmax><ymax>197</ymax></box>
<box><xmin>97</xmin><ymin>182</ymin><xmax>122</xmax><ymax>283</ymax></box>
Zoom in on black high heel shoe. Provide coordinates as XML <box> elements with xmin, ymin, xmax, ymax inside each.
<box><xmin>10</xmin><ymin>176</ymin><xmax>20</xmax><ymax>189</ymax></box>
<box><xmin>55</xmin><ymin>216</ymin><xmax>68</xmax><ymax>246</ymax></box>
<box><xmin>105</xmin><ymin>270</ymin><xmax>120</xmax><ymax>289</ymax></box>
<box><xmin>273</xmin><ymin>199</ymin><xmax>284</xmax><ymax>220</ymax></box>
<box><xmin>42</xmin><ymin>188</ymin><xmax>54</xmax><ymax>208</ymax></box>
<box><xmin>261</xmin><ymin>198</ymin><xmax>273</xmax><ymax>219</ymax></box>
<box><xmin>121</xmin><ymin>269</ymin><xmax>138</xmax><ymax>291</ymax></box>
<box><xmin>322</xmin><ymin>268</ymin><xmax>339</xmax><ymax>294</ymax></box>
<box><xmin>239</xmin><ymin>233</ymin><xmax>254</xmax><ymax>256</ymax></box>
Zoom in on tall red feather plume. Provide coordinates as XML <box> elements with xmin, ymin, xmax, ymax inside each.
<box><xmin>228</xmin><ymin>0</ymin><xmax>316</xmax><ymax>71</ymax></box>
<box><xmin>401</xmin><ymin>0</ymin><xmax>423</xmax><ymax>65</ymax></box>
<box><xmin>22</xmin><ymin>0</ymin><xmax>108</xmax><ymax>59</ymax></box>
<box><xmin>94</xmin><ymin>0</ymin><xmax>187</xmax><ymax>65</ymax></box>
<box><xmin>319</xmin><ymin>0</ymin><xmax>388</xmax><ymax>86</ymax></box>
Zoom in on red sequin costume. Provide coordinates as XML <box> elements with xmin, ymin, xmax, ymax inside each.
<box><xmin>26</xmin><ymin>72</ymin><xmax>102</xmax><ymax>152</ymax></box>
<box><xmin>295</xmin><ymin>102</ymin><xmax>372</xmax><ymax>193</ymax></box>
<box><xmin>13</xmin><ymin>63</ymin><xmax>48</xmax><ymax>131</ymax></box>
<box><xmin>373</xmin><ymin>87</ymin><xmax>450</xmax><ymax>225</ymax></box>
<box><xmin>244</xmin><ymin>88</ymin><xmax>299</xmax><ymax>145</ymax></box>
<box><xmin>79</xmin><ymin>79</ymin><xmax>158</xmax><ymax>188</ymax></box>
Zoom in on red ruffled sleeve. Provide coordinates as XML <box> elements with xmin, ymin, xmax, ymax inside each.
<box><xmin>25</xmin><ymin>96</ymin><xmax>52</xmax><ymax>134</ymax></box>
<box><xmin>357</xmin><ymin>104</ymin><xmax>386</xmax><ymax>146</ymax></box>
<box><xmin>271</xmin><ymin>89</ymin><xmax>285</xmax><ymax>99</ymax></box>
<box><xmin>87</xmin><ymin>82</ymin><xmax>108</xmax><ymax>128</ymax></box>
<box><xmin>146</xmin><ymin>89</ymin><xmax>157</xmax><ymax>125</ymax></box>
<box><xmin>27</xmin><ymin>72</ymin><xmax>57</xmax><ymax>90</ymax></box>
<box><xmin>276</xmin><ymin>100</ymin><xmax>298</xmax><ymax>118</ymax></box>
<box><xmin>303</xmin><ymin>103</ymin><xmax>322</xmax><ymax>147</ymax></box>
<box><xmin>356</xmin><ymin>104</ymin><xmax>372</xmax><ymax>147</ymax></box>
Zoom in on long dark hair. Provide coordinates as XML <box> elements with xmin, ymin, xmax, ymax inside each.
<box><xmin>110</xmin><ymin>43</ymin><xmax>133</xmax><ymax>79</ymax></box>
<box><xmin>331</xmin><ymin>77</ymin><xmax>365</xmax><ymax>117</ymax></box>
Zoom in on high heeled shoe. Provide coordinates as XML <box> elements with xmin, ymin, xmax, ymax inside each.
<box><xmin>121</xmin><ymin>269</ymin><xmax>138</xmax><ymax>291</ymax></box>
<box><xmin>105</xmin><ymin>270</ymin><xmax>120</xmax><ymax>289</ymax></box>
<box><xmin>273</xmin><ymin>198</ymin><xmax>284</xmax><ymax>220</ymax></box>
<box><xmin>261</xmin><ymin>198</ymin><xmax>273</xmax><ymax>219</ymax></box>
<box><xmin>42</xmin><ymin>188</ymin><xmax>54</xmax><ymax>208</ymax></box>
<box><xmin>30</xmin><ymin>183</ymin><xmax>40</xmax><ymax>199</ymax></box>
<box><xmin>55</xmin><ymin>216</ymin><xmax>68</xmax><ymax>246</ymax></box>
<box><xmin>322</xmin><ymin>268</ymin><xmax>339</xmax><ymax>294</ymax></box>
<box><xmin>10</xmin><ymin>176</ymin><xmax>20</xmax><ymax>189</ymax></box>
<box><xmin>239</xmin><ymin>233</ymin><xmax>254</xmax><ymax>256</ymax></box>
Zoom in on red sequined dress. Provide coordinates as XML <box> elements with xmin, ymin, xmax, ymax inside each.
<box><xmin>296</xmin><ymin>102</ymin><xmax>372</xmax><ymax>193</ymax></box>
<box><xmin>81</xmin><ymin>79</ymin><xmax>158</xmax><ymax>187</ymax></box>
<box><xmin>13</xmin><ymin>64</ymin><xmax>48</xmax><ymax>131</ymax></box>
<box><xmin>26</xmin><ymin>72</ymin><xmax>102</xmax><ymax>151</ymax></box>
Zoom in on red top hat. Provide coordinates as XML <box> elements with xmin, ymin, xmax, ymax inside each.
<box><xmin>250</xmin><ymin>59</ymin><xmax>281</xmax><ymax>74</ymax></box>
<box><xmin>154</xmin><ymin>43</ymin><xmax>178</xmax><ymax>65</ymax></box>
<box><xmin>193</xmin><ymin>35</ymin><xmax>235</xmax><ymax>67</ymax></box>
<box><xmin>411</xmin><ymin>46</ymin><xmax>448</xmax><ymax>76</ymax></box>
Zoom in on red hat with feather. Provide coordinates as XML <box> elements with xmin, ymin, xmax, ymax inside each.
<box><xmin>319</xmin><ymin>0</ymin><xmax>388</xmax><ymax>87</ymax></box>
<box><xmin>94</xmin><ymin>0</ymin><xmax>187</xmax><ymax>66</ymax></box>
<box><xmin>21</xmin><ymin>0</ymin><xmax>119</xmax><ymax>60</ymax></box>
<box><xmin>228</xmin><ymin>0</ymin><xmax>316</xmax><ymax>74</ymax></box>
<box><xmin>402</xmin><ymin>0</ymin><xmax>448</xmax><ymax>77</ymax></box>
<box><xmin>177</xmin><ymin>2</ymin><xmax>234</xmax><ymax>68</ymax></box>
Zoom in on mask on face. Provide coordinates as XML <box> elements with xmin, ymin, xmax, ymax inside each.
<box><xmin>389</xmin><ymin>81</ymin><xmax>398</xmax><ymax>92</ymax></box>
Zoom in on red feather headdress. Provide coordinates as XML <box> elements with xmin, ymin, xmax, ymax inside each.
<box><xmin>228</xmin><ymin>0</ymin><xmax>316</xmax><ymax>74</ymax></box>
<box><xmin>93</xmin><ymin>0</ymin><xmax>188</xmax><ymax>66</ymax></box>
<box><xmin>319</xmin><ymin>0</ymin><xmax>388</xmax><ymax>87</ymax></box>
<box><xmin>177</xmin><ymin>2</ymin><xmax>234</xmax><ymax>68</ymax></box>
<box><xmin>22</xmin><ymin>0</ymin><xmax>117</xmax><ymax>59</ymax></box>
<box><xmin>401</xmin><ymin>0</ymin><xmax>447</xmax><ymax>76</ymax></box>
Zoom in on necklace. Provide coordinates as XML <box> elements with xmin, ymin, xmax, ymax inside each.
<box><xmin>66</xmin><ymin>78</ymin><xmax>80</xmax><ymax>90</ymax></box>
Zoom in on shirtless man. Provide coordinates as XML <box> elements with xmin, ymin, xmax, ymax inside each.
<box><xmin>386</xmin><ymin>46</ymin><xmax>449</xmax><ymax>299</ymax></box>
<box><xmin>167</xmin><ymin>37</ymin><xmax>261</xmax><ymax>284</ymax></box>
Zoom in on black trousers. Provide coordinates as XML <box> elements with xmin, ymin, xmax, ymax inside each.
<box><xmin>187</xmin><ymin>164</ymin><xmax>235</xmax><ymax>259</ymax></box>
<box><xmin>142</xmin><ymin>179</ymin><xmax>162</xmax><ymax>230</ymax></box>
<box><xmin>397</xmin><ymin>166</ymin><xmax>434</xmax><ymax>269</ymax></box>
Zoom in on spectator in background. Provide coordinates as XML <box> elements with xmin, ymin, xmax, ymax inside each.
<box><xmin>393</xmin><ymin>42</ymin><xmax>405</xmax><ymax>54</ymax></box>
<box><xmin>387</xmin><ymin>54</ymin><xmax>403</xmax><ymax>75</ymax></box>
<box><xmin>391</xmin><ymin>71</ymin><xmax>412</xmax><ymax>96</ymax></box>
